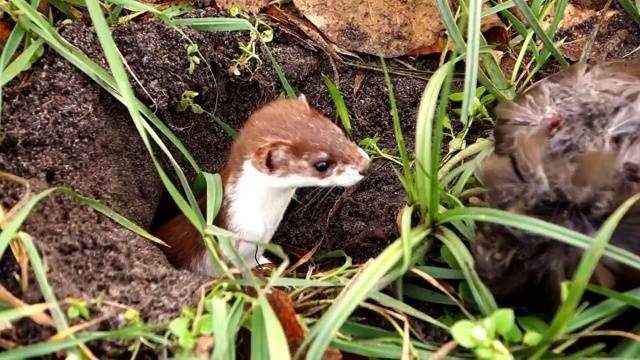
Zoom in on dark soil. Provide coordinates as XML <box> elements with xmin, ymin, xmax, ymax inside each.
<box><xmin>0</xmin><ymin>5</ymin><xmax>427</xmax><ymax>339</ymax></box>
<box><xmin>1</xmin><ymin>1</ymin><xmax>639</xmax><ymax>354</ymax></box>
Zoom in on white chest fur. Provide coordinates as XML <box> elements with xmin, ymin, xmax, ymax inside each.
<box><xmin>199</xmin><ymin>161</ymin><xmax>295</xmax><ymax>274</ymax></box>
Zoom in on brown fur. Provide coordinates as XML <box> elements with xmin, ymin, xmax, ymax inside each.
<box><xmin>474</xmin><ymin>61</ymin><xmax>640</xmax><ymax>310</ymax></box>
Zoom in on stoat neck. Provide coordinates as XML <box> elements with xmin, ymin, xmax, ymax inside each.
<box><xmin>198</xmin><ymin>160</ymin><xmax>296</xmax><ymax>274</ymax></box>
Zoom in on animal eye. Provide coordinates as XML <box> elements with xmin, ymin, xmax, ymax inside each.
<box><xmin>314</xmin><ymin>160</ymin><xmax>330</xmax><ymax>172</ymax></box>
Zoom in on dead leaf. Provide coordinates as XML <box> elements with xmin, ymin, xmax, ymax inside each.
<box><xmin>265</xmin><ymin>289</ymin><xmax>305</xmax><ymax>354</ymax></box>
<box><xmin>293</xmin><ymin>0</ymin><xmax>446</xmax><ymax>57</ymax></box>
<box><xmin>292</xmin><ymin>0</ymin><xmax>507</xmax><ymax>57</ymax></box>
<box><xmin>265</xmin><ymin>288</ymin><xmax>343</xmax><ymax>358</ymax></box>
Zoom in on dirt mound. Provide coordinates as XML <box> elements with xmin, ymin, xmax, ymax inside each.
<box><xmin>0</xmin><ymin>7</ymin><xmax>416</xmax><ymax>328</ymax></box>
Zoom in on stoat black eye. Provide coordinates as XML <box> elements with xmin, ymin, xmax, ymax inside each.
<box><xmin>314</xmin><ymin>160</ymin><xmax>330</xmax><ymax>172</ymax></box>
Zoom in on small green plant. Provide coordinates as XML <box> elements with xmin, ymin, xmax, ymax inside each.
<box><xmin>450</xmin><ymin>309</ymin><xmax>521</xmax><ymax>359</ymax></box>
<box><xmin>176</xmin><ymin>90</ymin><xmax>204</xmax><ymax>114</ymax></box>
<box><xmin>359</xmin><ymin>135</ymin><xmax>401</xmax><ymax>165</ymax></box>
<box><xmin>66</xmin><ymin>298</ymin><xmax>90</xmax><ymax>321</ymax></box>
<box><xmin>168</xmin><ymin>307</ymin><xmax>198</xmax><ymax>351</ymax></box>
<box><xmin>175</xmin><ymin>90</ymin><xmax>238</xmax><ymax>138</ymax></box>
<box><xmin>186</xmin><ymin>43</ymin><xmax>200</xmax><ymax>75</ymax></box>
<box><xmin>228</xmin><ymin>6</ymin><xmax>274</xmax><ymax>76</ymax></box>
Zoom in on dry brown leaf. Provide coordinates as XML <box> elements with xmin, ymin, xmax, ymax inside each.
<box><xmin>293</xmin><ymin>0</ymin><xmax>446</xmax><ymax>57</ymax></box>
<box><xmin>292</xmin><ymin>0</ymin><xmax>507</xmax><ymax>57</ymax></box>
<box><xmin>265</xmin><ymin>288</ymin><xmax>343</xmax><ymax>358</ymax></box>
<box><xmin>557</xmin><ymin>4</ymin><xmax>599</xmax><ymax>31</ymax></box>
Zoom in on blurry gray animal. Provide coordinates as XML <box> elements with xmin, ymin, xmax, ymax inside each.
<box><xmin>472</xmin><ymin>61</ymin><xmax>640</xmax><ymax>310</ymax></box>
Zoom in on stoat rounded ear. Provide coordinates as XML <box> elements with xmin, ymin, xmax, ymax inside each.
<box><xmin>251</xmin><ymin>141</ymin><xmax>293</xmax><ymax>174</ymax></box>
<box><xmin>297</xmin><ymin>93</ymin><xmax>311</xmax><ymax>111</ymax></box>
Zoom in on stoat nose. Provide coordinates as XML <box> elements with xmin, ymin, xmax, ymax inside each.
<box><xmin>356</xmin><ymin>147</ymin><xmax>371</xmax><ymax>176</ymax></box>
<box><xmin>358</xmin><ymin>159</ymin><xmax>371</xmax><ymax>176</ymax></box>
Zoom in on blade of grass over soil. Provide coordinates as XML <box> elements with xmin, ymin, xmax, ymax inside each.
<box><xmin>414</xmin><ymin>60</ymin><xmax>454</xmax><ymax>221</ymax></box>
<box><xmin>531</xmin><ymin>194</ymin><xmax>640</xmax><ymax>359</ymax></box>
<box><xmin>0</xmin><ymin>303</ymin><xmax>51</xmax><ymax>324</ymax></box>
<box><xmin>297</xmin><ymin>227</ymin><xmax>430</xmax><ymax>360</ymax></box>
<box><xmin>511</xmin><ymin>0</ymin><xmax>568</xmax><ymax>66</ymax></box>
<box><xmin>618</xmin><ymin>0</ymin><xmax>640</xmax><ymax>24</ymax></box>
<box><xmin>263</xmin><ymin>43</ymin><xmax>296</xmax><ymax>99</ymax></box>
<box><xmin>566</xmin><ymin>287</ymin><xmax>640</xmax><ymax>332</ymax></box>
<box><xmin>0</xmin><ymin>38</ymin><xmax>44</xmax><ymax>87</ymax></box>
<box><xmin>85</xmin><ymin>0</ymin><xmax>212</xmax><ymax>230</ymax></box>
<box><xmin>322</xmin><ymin>75</ymin><xmax>352</xmax><ymax>136</ymax></box>
<box><xmin>459</xmin><ymin>0</ymin><xmax>482</xmax><ymax>127</ymax></box>
<box><xmin>0</xmin><ymin>24</ymin><xmax>26</xmax><ymax>126</ymax></box>
<box><xmin>0</xmin><ymin>326</ymin><xmax>166</xmax><ymax>360</ymax></box>
<box><xmin>439</xmin><ymin>207</ymin><xmax>640</xmax><ymax>271</ymax></box>
<box><xmin>0</xmin><ymin>185</ymin><xmax>164</xmax><ymax>261</ymax></box>
<box><xmin>434</xmin><ymin>0</ymin><xmax>515</xmax><ymax>100</ymax></box>
<box><xmin>381</xmin><ymin>57</ymin><xmax>416</xmax><ymax>203</ymax></box>
<box><xmin>435</xmin><ymin>226</ymin><xmax>497</xmax><ymax>315</ymax></box>
<box><xmin>6</xmin><ymin>0</ymin><xmax>209</xmax><ymax>224</ymax></box>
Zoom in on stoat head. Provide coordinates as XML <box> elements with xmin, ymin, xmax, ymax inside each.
<box><xmin>227</xmin><ymin>95</ymin><xmax>370</xmax><ymax>188</ymax></box>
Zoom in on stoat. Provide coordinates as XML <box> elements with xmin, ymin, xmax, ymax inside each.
<box><xmin>153</xmin><ymin>95</ymin><xmax>370</xmax><ymax>276</ymax></box>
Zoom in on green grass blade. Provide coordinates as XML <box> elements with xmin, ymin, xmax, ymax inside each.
<box><xmin>512</xmin><ymin>0</ymin><xmax>568</xmax><ymax>66</ymax></box>
<box><xmin>369</xmin><ymin>291</ymin><xmax>447</xmax><ymax>329</ymax></box>
<box><xmin>172</xmin><ymin>17</ymin><xmax>253</xmax><ymax>32</ymax></box>
<box><xmin>250</xmin><ymin>304</ymin><xmax>268</xmax><ymax>360</ymax></box>
<box><xmin>381</xmin><ymin>57</ymin><xmax>416</xmax><ymax>202</ymax></box>
<box><xmin>567</xmin><ymin>288</ymin><xmax>640</xmax><ymax>332</ymax></box>
<box><xmin>211</xmin><ymin>296</ymin><xmax>231</xmax><ymax>360</ymax></box>
<box><xmin>258</xmin><ymin>296</ymin><xmax>292</xmax><ymax>360</ymax></box>
<box><xmin>414</xmin><ymin>266</ymin><xmax>464</xmax><ymax>279</ymax></box>
<box><xmin>0</xmin><ymin>185</ymin><xmax>166</xmax><ymax>263</ymax></box>
<box><xmin>0</xmin><ymin>37</ymin><xmax>39</xmax><ymax>87</ymax></box>
<box><xmin>9</xmin><ymin>0</ymin><xmax>203</xmax><ymax>204</ymax></box>
<box><xmin>459</xmin><ymin>0</ymin><xmax>482</xmax><ymax>126</ymax></box>
<box><xmin>532</xmin><ymin>194</ymin><xmax>640</xmax><ymax>358</ymax></box>
<box><xmin>436</xmin><ymin>226</ymin><xmax>497</xmax><ymax>315</ymax></box>
<box><xmin>619</xmin><ymin>0</ymin><xmax>640</xmax><ymax>24</ymax></box>
<box><xmin>0</xmin><ymin>327</ymin><xmax>165</xmax><ymax>360</ymax></box>
<box><xmin>414</xmin><ymin>61</ymin><xmax>453</xmax><ymax>219</ymax></box>
<box><xmin>18</xmin><ymin>234</ymin><xmax>69</xmax><ymax>331</ymax></box>
<box><xmin>0</xmin><ymin>303</ymin><xmax>51</xmax><ymax>324</ymax></box>
<box><xmin>85</xmin><ymin>0</ymin><xmax>205</xmax><ymax>228</ymax></box>
<box><xmin>298</xmin><ymin>227</ymin><xmax>429</xmax><ymax>360</ymax></box>
<box><xmin>483</xmin><ymin>1</ymin><xmax>515</xmax><ymax>17</ymax></box>
<box><xmin>203</xmin><ymin>172</ymin><xmax>223</xmax><ymax>226</ymax></box>
<box><xmin>402</xmin><ymin>283</ymin><xmax>457</xmax><ymax>305</ymax></box>
<box><xmin>322</xmin><ymin>75</ymin><xmax>352</xmax><ymax>136</ymax></box>
<box><xmin>438</xmin><ymin>207</ymin><xmax>640</xmax><ymax>271</ymax></box>
<box><xmin>262</xmin><ymin>43</ymin><xmax>296</xmax><ymax>99</ymax></box>
<box><xmin>586</xmin><ymin>284</ymin><xmax>640</xmax><ymax>309</ymax></box>
<box><xmin>0</xmin><ymin>186</ymin><xmax>57</xmax><ymax>259</ymax></box>
<box><xmin>0</xmin><ymin>24</ymin><xmax>26</xmax><ymax>127</ymax></box>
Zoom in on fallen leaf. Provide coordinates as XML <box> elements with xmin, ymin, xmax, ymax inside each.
<box><xmin>265</xmin><ymin>288</ymin><xmax>343</xmax><ymax>358</ymax></box>
<box><xmin>292</xmin><ymin>0</ymin><xmax>508</xmax><ymax>57</ymax></box>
